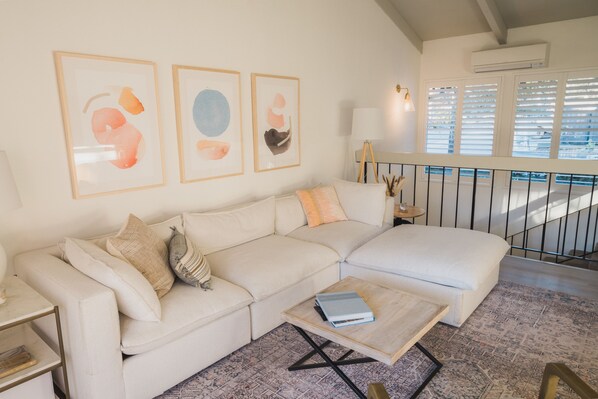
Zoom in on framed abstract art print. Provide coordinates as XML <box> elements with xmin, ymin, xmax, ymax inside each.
<box><xmin>251</xmin><ymin>73</ymin><xmax>300</xmax><ymax>172</ymax></box>
<box><xmin>54</xmin><ymin>51</ymin><xmax>165</xmax><ymax>198</ymax></box>
<box><xmin>173</xmin><ymin>65</ymin><xmax>244</xmax><ymax>182</ymax></box>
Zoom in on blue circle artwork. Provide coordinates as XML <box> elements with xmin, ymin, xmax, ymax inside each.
<box><xmin>193</xmin><ymin>89</ymin><xmax>230</xmax><ymax>137</ymax></box>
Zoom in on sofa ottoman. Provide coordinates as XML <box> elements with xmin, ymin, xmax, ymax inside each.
<box><xmin>342</xmin><ymin>224</ymin><xmax>510</xmax><ymax>326</ymax></box>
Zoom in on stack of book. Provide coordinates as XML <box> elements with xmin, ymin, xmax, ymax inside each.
<box><xmin>315</xmin><ymin>291</ymin><xmax>374</xmax><ymax>328</ymax></box>
<box><xmin>0</xmin><ymin>345</ymin><xmax>37</xmax><ymax>379</ymax></box>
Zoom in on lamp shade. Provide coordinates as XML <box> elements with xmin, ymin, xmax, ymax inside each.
<box><xmin>0</xmin><ymin>151</ymin><xmax>22</xmax><ymax>213</ymax></box>
<box><xmin>351</xmin><ymin>108</ymin><xmax>384</xmax><ymax>141</ymax></box>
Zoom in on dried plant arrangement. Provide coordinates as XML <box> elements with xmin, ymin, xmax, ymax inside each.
<box><xmin>382</xmin><ymin>175</ymin><xmax>406</xmax><ymax>197</ymax></box>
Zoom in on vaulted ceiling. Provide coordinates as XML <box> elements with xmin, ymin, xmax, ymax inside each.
<box><xmin>375</xmin><ymin>0</ymin><xmax>598</xmax><ymax>52</ymax></box>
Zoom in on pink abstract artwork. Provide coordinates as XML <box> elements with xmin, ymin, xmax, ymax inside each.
<box><xmin>85</xmin><ymin>87</ymin><xmax>146</xmax><ymax>169</ymax></box>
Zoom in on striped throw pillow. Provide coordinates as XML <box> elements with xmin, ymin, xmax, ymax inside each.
<box><xmin>295</xmin><ymin>186</ymin><xmax>348</xmax><ymax>227</ymax></box>
<box><xmin>168</xmin><ymin>227</ymin><xmax>211</xmax><ymax>290</ymax></box>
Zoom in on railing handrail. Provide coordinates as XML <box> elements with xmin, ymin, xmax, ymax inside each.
<box><xmin>359</xmin><ymin>151</ymin><xmax>598</xmax><ymax>176</ymax></box>
<box><xmin>539</xmin><ymin>363</ymin><xmax>598</xmax><ymax>399</ymax></box>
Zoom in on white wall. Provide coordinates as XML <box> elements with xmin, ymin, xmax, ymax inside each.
<box><xmin>0</xmin><ymin>0</ymin><xmax>420</xmax><ymax>272</ymax></box>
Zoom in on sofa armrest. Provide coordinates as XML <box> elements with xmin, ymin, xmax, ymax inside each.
<box><xmin>14</xmin><ymin>248</ymin><xmax>126</xmax><ymax>399</ymax></box>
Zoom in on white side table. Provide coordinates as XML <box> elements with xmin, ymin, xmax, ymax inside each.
<box><xmin>0</xmin><ymin>276</ymin><xmax>69</xmax><ymax>398</ymax></box>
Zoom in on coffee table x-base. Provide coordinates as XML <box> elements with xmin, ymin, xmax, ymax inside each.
<box><xmin>281</xmin><ymin>277</ymin><xmax>449</xmax><ymax>398</ymax></box>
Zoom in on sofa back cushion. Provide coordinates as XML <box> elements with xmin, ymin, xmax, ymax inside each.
<box><xmin>184</xmin><ymin>196</ymin><xmax>275</xmax><ymax>255</ymax></box>
<box><xmin>333</xmin><ymin>179</ymin><xmax>386</xmax><ymax>227</ymax></box>
<box><xmin>275</xmin><ymin>195</ymin><xmax>307</xmax><ymax>235</ymax></box>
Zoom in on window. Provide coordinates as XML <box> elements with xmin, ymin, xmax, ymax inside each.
<box><xmin>511</xmin><ymin>70</ymin><xmax>598</xmax><ymax>185</ymax></box>
<box><xmin>424</xmin><ymin>79</ymin><xmax>499</xmax><ymax>177</ymax></box>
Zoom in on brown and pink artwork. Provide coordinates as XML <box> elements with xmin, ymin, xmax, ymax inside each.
<box><xmin>55</xmin><ymin>52</ymin><xmax>164</xmax><ymax>198</ymax></box>
<box><xmin>252</xmin><ymin>74</ymin><xmax>300</xmax><ymax>172</ymax></box>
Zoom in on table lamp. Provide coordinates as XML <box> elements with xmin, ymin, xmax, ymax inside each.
<box><xmin>352</xmin><ymin>108</ymin><xmax>384</xmax><ymax>183</ymax></box>
<box><xmin>0</xmin><ymin>151</ymin><xmax>22</xmax><ymax>302</ymax></box>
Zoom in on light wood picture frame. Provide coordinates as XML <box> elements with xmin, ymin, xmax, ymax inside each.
<box><xmin>251</xmin><ymin>73</ymin><xmax>300</xmax><ymax>172</ymax></box>
<box><xmin>173</xmin><ymin>65</ymin><xmax>244</xmax><ymax>183</ymax></box>
<box><xmin>54</xmin><ymin>51</ymin><xmax>165</xmax><ymax>199</ymax></box>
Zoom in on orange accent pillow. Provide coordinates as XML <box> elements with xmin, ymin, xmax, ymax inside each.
<box><xmin>296</xmin><ymin>186</ymin><xmax>348</xmax><ymax>227</ymax></box>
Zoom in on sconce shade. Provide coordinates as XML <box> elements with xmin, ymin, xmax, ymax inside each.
<box><xmin>404</xmin><ymin>92</ymin><xmax>415</xmax><ymax>112</ymax></box>
<box><xmin>351</xmin><ymin>108</ymin><xmax>384</xmax><ymax>141</ymax></box>
<box><xmin>0</xmin><ymin>151</ymin><xmax>22</xmax><ymax>213</ymax></box>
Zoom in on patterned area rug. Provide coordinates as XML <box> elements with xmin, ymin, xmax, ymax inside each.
<box><xmin>157</xmin><ymin>281</ymin><xmax>598</xmax><ymax>398</ymax></box>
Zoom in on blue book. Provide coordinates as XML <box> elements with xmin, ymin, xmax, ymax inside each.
<box><xmin>315</xmin><ymin>291</ymin><xmax>374</xmax><ymax>326</ymax></box>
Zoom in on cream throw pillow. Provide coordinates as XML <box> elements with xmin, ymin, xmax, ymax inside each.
<box><xmin>295</xmin><ymin>186</ymin><xmax>348</xmax><ymax>227</ymax></box>
<box><xmin>65</xmin><ymin>238</ymin><xmax>161</xmax><ymax>321</ymax></box>
<box><xmin>107</xmin><ymin>214</ymin><xmax>175</xmax><ymax>298</ymax></box>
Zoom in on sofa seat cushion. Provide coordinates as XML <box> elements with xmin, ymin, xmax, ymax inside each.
<box><xmin>287</xmin><ymin>221</ymin><xmax>391</xmax><ymax>261</ymax></box>
<box><xmin>120</xmin><ymin>277</ymin><xmax>252</xmax><ymax>355</ymax></box>
<box><xmin>206</xmin><ymin>235</ymin><xmax>340</xmax><ymax>301</ymax></box>
<box><xmin>346</xmin><ymin>225</ymin><xmax>510</xmax><ymax>290</ymax></box>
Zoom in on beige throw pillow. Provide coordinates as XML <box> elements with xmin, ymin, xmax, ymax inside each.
<box><xmin>107</xmin><ymin>214</ymin><xmax>175</xmax><ymax>298</ymax></box>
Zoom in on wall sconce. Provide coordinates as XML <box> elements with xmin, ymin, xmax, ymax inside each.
<box><xmin>396</xmin><ymin>84</ymin><xmax>415</xmax><ymax>112</ymax></box>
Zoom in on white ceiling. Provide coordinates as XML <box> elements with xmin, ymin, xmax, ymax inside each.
<box><xmin>378</xmin><ymin>0</ymin><xmax>598</xmax><ymax>51</ymax></box>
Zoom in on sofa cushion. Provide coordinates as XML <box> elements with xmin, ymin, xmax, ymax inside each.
<box><xmin>333</xmin><ymin>179</ymin><xmax>387</xmax><ymax>227</ymax></box>
<box><xmin>206</xmin><ymin>235</ymin><xmax>340</xmax><ymax>301</ymax></box>
<box><xmin>65</xmin><ymin>238</ymin><xmax>162</xmax><ymax>322</ymax></box>
<box><xmin>287</xmin><ymin>220</ymin><xmax>391</xmax><ymax>261</ymax></box>
<box><xmin>120</xmin><ymin>277</ymin><xmax>252</xmax><ymax>355</ymax></box>
<box><xmin>107</xmin><ymin>214</ymin><xmax>175</xmax><ymax>298</ymax></box>
<box><xmin>346</xmin><ymin>225</ymin><xmax>510</xmax><ymax>290</ymax></box>
<box><xmin>184</xmin><ymin>196</ymin><xmax>275</xmax><ymax>255</ymax></box>
<box><xmin>296</xmin><ymin>186</ymin><xmax>347</xmax><ymax>227</ymax></box>
<box><xmin>275</xmin><ymin>194</ymin><xmax>307</xmax><ymax>235</ymax></box>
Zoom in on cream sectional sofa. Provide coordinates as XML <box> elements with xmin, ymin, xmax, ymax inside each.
<box><xmin>13</xmin><ymin>183</ymin><xmax>509</xmax><ymax>399</ymax></box>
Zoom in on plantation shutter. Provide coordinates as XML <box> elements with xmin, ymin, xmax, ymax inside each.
<box><xmin>512</xmin><ymin>79</ymin><xmax>558</xmax><ymax>158</ymax></box>
<box><xmin>460</xmin><ymin>83</ymin><xmax>498</xmax><ymax>155</ymax></box>
<box><xmin>425</xmin><ymin>86</ymin><xmax>458</xmax><ymax>154</ymax></box>
<box><xmin>558</xmin><ymin>76</ymin><xmax>598</xmax><ymax>160</ymax></box>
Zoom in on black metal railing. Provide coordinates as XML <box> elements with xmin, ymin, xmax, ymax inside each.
<box><xmin>361</xmin><ymin>153</ymin><xmax>598</xmax><ymax>270</ymax></box>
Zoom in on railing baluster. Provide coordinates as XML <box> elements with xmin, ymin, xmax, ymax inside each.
<box><xmin>505</xmin><ymin>171</ymin><xmax>513</xmax><ymax>240</ymax></box>
<box><xmin>488</xmin><ymin>170</ymin><xmax>495</xmax><ymax>233</ymax></box>
<box><xmin>540</xmin><ymin>173</ymin><xmax>553</xmax><ymax>260</ymax></box>
<box><xmin>400</xmin><ymin>164</ymin><xmax>404</xmax><ymax>204</ymax></box>
<box><xmin>455</xmin><ymin>167</ymin><xmax>461</xmax><ymax>228</ymax></box>
<box><xmin>574</xmin><ymin>210</ymin><xmax>581</xmax><ymax>263</ymax></box>
<box><xmin>583</xmin><ymin>175</ymin><xmax>596</xmax><ymax>260</ymax></box>
<box><xmin>561</xmin><ymin>174</ymin><xmax>574</xmax><ymax>257</ymax></box>
<box><xmin>470</xmin><ymin>168</ymin><xmax>478</xmax><ymax>230</ymax></box>
<box><xmin>556</xmin><ymin>218</ymin><xmax>563</xmax><ymax>264</ymax></box>
<box><xmin>426</xmin><ymin>165</ymin><xmax>431</xmax><ymax>226</ymax></box>
<box><xmin>523</xmin><ymin>172</ymin><xmax>533</xmax><ymax>258</ymax></box>
<box><xmin>413</xmin><ymin>165</ymin><xmax>417</xmax><ymax>208</ymax></box>
<box><xmin>440</xmin><ymin>167</ymin><xmax>446</xmax><ymax>227</ymax></box>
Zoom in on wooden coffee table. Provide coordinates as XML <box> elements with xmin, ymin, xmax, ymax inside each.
<box><xmin>281</xmin><ymin>276</ymin><xmax>448</xmax><ymax>398</ymax></box>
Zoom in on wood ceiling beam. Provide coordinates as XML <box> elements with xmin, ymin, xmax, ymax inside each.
<box><xmin>374</xmin><ymin>0</ymin><xmax>423</xmax><ymax>53</ymax></box>
<box><xmin>476</xmin><ymin>0</ymin><xmax>508</xmax><ymax>44</ymax></box>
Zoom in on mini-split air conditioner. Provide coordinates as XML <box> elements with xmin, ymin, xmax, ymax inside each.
<box><xmin>471</xmin><ymin>43</ymin><xmax>549</xmax><ymax>73</ymax></box>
